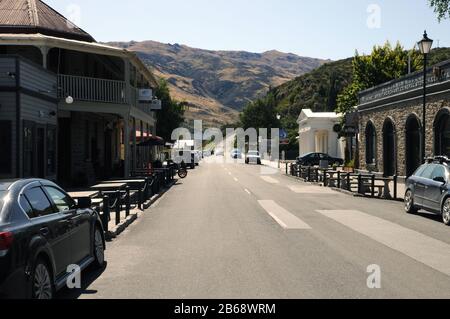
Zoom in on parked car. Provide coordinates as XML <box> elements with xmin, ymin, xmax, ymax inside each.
<box><xmin>192</xmin><ymin>150</ymin><xmax>202</xmax><ymax>167</ymax></box>
<box><xmin>215</xmin><ymin>149</ymin><xmax>224</xmax><ymax>157</ymax></box>
<box><xmin>0</xmin><ymin>179</ymin><xmax>105</xmax><ymax>299</ymax></box>
<box><xmin>405</xmin><ymin>157</ymin><xmax>450</xmax><ymax>226</ymax></box>
<box><xmin>246</xmin><ymin>151</ymin><xmax>262</xmax><ymax>165</ymax></box>
<box><xmin>296</xmin><ymin>153</ymin><xmax>344</xmax><ymax>167</ymax></box>
<box><xmin>231</xmin><ymin>149</ymin><xmax>242</xmax><ymax>159</ymax></box>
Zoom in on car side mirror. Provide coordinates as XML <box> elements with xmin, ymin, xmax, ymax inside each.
<box><xmin>77</xmin><ymin>197</ymin><xmax>92</xmax><ymax>209</ymax></box>
<box><xmin>433</xmin><ymin>176</ymin><xmax>446</xmax><ymax>184</ymax></box>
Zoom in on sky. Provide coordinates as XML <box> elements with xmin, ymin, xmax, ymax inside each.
<box><xmin>45</xmin><ymin>0</ymin><xmax>450</xmax><ymax>60</ymax></box>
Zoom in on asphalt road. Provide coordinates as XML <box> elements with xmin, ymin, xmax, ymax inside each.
<box><xmin>59</xmin><ymin>159</ymin><xmax>450</xmax><ymax>299</ymax></box>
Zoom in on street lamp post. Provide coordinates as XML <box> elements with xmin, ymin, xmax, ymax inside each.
<box><xmin>417</xmin><ymin>31</ymin><xmax>433</xmax><ymax>162</ymax></box>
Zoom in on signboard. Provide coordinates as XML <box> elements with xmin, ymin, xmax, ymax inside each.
<box><xmin>280</xmin><ymin>129</ymin><xmax>289</xmax><ymax>145</ymax></box>
<box><xmin>150</xmin><ymin>99</ymin><xmax>162</xmax><ymax>110</ymax></box>
<box><xmin>139</xmin><ymin>89</ymin><xmax>153</xmax><ymax>102</ymax></box>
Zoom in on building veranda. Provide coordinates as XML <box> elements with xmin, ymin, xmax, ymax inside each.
<box><xmin>0</xmin><ymin>0</ymin><xmax>162</xmax><ymax>187</ymax></box>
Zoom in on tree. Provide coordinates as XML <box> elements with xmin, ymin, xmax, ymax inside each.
<box><xmin>336</xmin><ymin>42</ymin><xmax>422</xmax><ymax>116</ymax></box>
<box><xmin>155</xmin><ymin>79</ymin><xmax>185</xmax><ymax>141</ymax></box>
<box><xmin>239</xmin><ymin>93</ymin><xmax>280</xmax><ymax>132</ymax></box>
<box><xmin>429</xmin><ymin>0</ymin><xmax>450</xmax><ymax>21</ymax></box>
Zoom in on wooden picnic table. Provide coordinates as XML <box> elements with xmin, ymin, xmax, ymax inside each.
<box><xmin>91</xmin><ymin>183</ymin><xmax>128</xmax><ymax>191</ymax></box>
<box><xmin>68</xmin><ymin>190</ymin><xmax>100</xmax><ymax>199</ymax></box>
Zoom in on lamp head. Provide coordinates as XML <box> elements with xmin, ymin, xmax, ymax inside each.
<box><xmin>418</xmin><ymin>30</ymin><xmax>433</xmax><ymax>55</ymax></box>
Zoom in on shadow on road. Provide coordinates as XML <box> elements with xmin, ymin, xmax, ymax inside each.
<box><xmin>415</xmin><ymin>210</ymin><xmax>443</xmax><ymax>223</ymax></box>
<box><xmin>57</xmin><ymin>262</ymin><xmax>108</xmax><ymax>299</ymax></box>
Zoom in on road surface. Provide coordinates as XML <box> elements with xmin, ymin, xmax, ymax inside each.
<box><xmin>60</xmin><ymin>159</ymin><xmax>450</xmax><ymax>299</ymax></box>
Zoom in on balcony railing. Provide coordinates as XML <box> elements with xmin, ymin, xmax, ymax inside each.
<box><xmin>58</xmin><ymin>74</ymin><xmax>128</xmax><ymax>104</ymax></box>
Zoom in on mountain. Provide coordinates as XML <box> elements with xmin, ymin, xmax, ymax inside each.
<box><xmin>106</xmin><ymin>40</ymin><xmax>329</xmax><ymax>126</ymax></box>
<box><xmin>270</xmin><ymin>58</ymin><xmax>354</xmax><ymax>114</ymax></box>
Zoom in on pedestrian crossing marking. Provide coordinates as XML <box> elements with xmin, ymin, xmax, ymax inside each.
<box><xmin>289</xmin><ymin>185</ymin><xmax>336</xmax><ymax>194</ymax></box>
<box><xmin>259</xmin><ymin>200</ymin><xmax>311</xmax><ymax>230</ymax></box>
<box><xmin>260</xmin><ymin>176</ymin><xmax>279</xmax><ymax>184</ymax></box>
<box><xmin>316</xmin><ymin>210</ymin><xmax>450</xmax><ymax>277</ymax></box>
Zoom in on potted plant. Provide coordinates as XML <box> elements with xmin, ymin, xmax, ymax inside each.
<box><xmin>343</xmin><ymin>159</ymin><xmax>355</xmax><ymax>173</ymax></box>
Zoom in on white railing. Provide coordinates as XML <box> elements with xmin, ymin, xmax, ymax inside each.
<box><xmin>58</xmin><ymin>74</ymin><xmax>128</xmax><ymax>104</ymax></box>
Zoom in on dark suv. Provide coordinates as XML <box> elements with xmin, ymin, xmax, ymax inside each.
<box><xmin>296</xmin><ymin>153</ymin><xmax>344</xmax><ymax>167</ymax></box>
<box><xmin>0</xmin><ymin>179</ymin><xmax>105</xmax><ymax>299</ymax></box>
<box><xmin>405</xmin><ymin>157</ymin><xmax>450</xmax><ymax>225</ymax></box>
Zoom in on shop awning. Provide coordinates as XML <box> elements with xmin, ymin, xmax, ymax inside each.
<box><xmin>137</xmin><ymin>135</ymin><xmax>165</xmax><ymax>147</ymax></box>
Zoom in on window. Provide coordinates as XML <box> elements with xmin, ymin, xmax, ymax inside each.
<box><xmin>420</xmin><ymin>165</ymin><xmax>436</xmax><ymax>180</ymax></box>
<box><xmin>47</xmin><ymin>126</ymin><xmax>56</xmax><ymax>176</ymax></box>
<box><xmin>365</xmin><ymin>122</ymin><xmax>376</xmax><ymax>165</ymax></box>
<box><xmin>24</xmin><ymin>187</ymin><xmax>54</xmax><ymax>217</ymax></box>
<box><xmin>23</xmin><ymin>122</ymin><xmax>34</xmax><ymax>177</ymax></box>
<box><xmin>19</xmin><ymin>194</ymin><xmax>34</xmax><ymax>219</ymax></box>
<box><xmin>431</xmin><ymin>166</ymin><xmax>447</xmax><ymax>181</ymax></box>
<box><xmin>0</xmin><ymin>190</ymin><xmax>5</xmax><ymax>213</ymax></box>
<box><xmin>44</xmin><ymin>186</ymin><xmax>74</xmax><ymax>212</ymax></box>
<box><xmin>85</xmin><ymin>121</ymin><xmax>90</xmax><ymax>160</ymax></box>
<box><xmin>0</xmin><ymin>121</ymin><xmax>12</xmax><ymax>174</ymax></box>
<box><xmin>414</xmin><ymin>165</ymin><xmax>427</xmax><ymax>177</ymax></box>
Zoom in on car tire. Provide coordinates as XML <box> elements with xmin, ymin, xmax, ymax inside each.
<box><xmin>442</xmin><ymin>198</ymin><xmax>450</xmax><ymax>226</ymax></box>
<box><xmin>93</xmin><ymin>227</ymin><xmax>105</xmax><ymax>268</ymax></box>
<box><xmin>31</xmin><ymin>258</ymin><xmax>54</xmax><ymax>299</ymax></box>
<box><xmin>405</xmin><ymin>190</ymin><xmax>418</xmax><ymax>214</ymax></box>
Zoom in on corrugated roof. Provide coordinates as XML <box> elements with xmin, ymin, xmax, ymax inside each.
<box><xmin>0</xmin><ymin>0</ymin><xmax>95</xmax><ymax>42</ymax></box>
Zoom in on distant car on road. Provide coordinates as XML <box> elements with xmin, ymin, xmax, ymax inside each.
<box><xmin>246</xmin><ymin>151</ymin><xmax>262</xmax><ymax>165</ymax></box>
<box><xmin>231</xmin><ymin>149</ymin><xmax>242</xmax><ymax>159</ymax></box>
<box><xmin>0</xmin><ymin>179</ymin><xmax>105</xmax><ymax>299</ymax></box>
<box><xmin>405</xmin><ymin>157</ymin><xmax>450</xmax><ymax>226</ymax></box>
<box><xmin>215</xmin><ymin>149</ymin><xmax>224</xmax><ymax>157</ymax></box>
<box><xmin>203</xmin><ymin>150</ymin><xmax>212</xmax><ymax>158</ymax></box>
<box><xmin>296</xmin><ymin>153</ymin><xmax>344</xmax><ymax>167</ymax></box>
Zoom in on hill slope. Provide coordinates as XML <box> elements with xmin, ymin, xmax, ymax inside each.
<box><xmin>268</xmin><ymin>47</ymin><xmax>450</xmax><ymax>118</ymax></box>
<box><xmin>106</xmin><ymin>40</ymin><xmax>328</xmax><ymax>126</ymax></box>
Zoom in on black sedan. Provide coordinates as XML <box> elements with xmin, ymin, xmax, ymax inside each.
<box><xmin>296</xmin><ymin>153</ymin><xmax>344</xmax><ymax>167</ymax></box>
<box><xmin>404</xmin><ymin>159</ymin><xmax>450</xmax><ymax>225</ymax></box>
<box><xmin>0</xmin><ymin>179</ymin><xmax>105</xmax><ymax>299</ymax></box>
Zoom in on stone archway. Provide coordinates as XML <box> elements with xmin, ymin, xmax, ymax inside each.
<box><xmin>383</xmin><ymin>118</ymin><xmax>396</xmax><ymax>177</ymax></box>
<box><xmin>434</xmin><ymin>109</ymin><xmax>450</xmax><ymax>157</ymax></box>
<box><xmin>405</xmin><ymin>115</ymin><xmax>421</xmax><ymax>177</ymax></box>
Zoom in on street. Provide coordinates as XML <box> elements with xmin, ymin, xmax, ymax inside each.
<box><xmin>60</xmin><ymin>160</ymin><xmax>450</xmax><ymax>299</ymax></box>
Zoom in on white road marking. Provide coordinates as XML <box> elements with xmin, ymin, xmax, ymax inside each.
<box><xmin>228</xmin><ymin>172</ymin><xmax>232</xmax><ymax>176</ymax></box>
<box><xmin>244</xmin><ymin>189</ymin><xmax>251</xmax><ymax>195</ymax></box>
<box><xmin>289</xmin><ymin>185</ymin><xmax>336</xmax><ymax>194</ymax></box>
<box><xmin>234</xmin><ymin>177</ymin><xmax>239</xmax><ymax>182</ymax></box>
<box><xmin>260</xmin><ymin>176</ymin><xmax>279</xmax><ymax>184</ymax></box>
<box><xmin>317</xmin><ymin>210</ymin><xmax>450</xmax><ymax>277</ymax></box>
<box><xmin>258</xmin><ymin>200</ymin><xmax>312</xmax><ymax>230</ymax></box>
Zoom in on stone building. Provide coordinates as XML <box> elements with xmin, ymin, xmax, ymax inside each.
<box><xmin>357</xmin><ymin>59</ymin><xmax>450</xmax><ymax>177</ymax></box>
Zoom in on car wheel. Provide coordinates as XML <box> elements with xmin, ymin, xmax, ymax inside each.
<box><xmin>31</xmin><ymin>259</ymin><xmax>54</xmax><ymax>299</ymax></box>
<box><xmin>442</xmin><ymin>198</ymin><xmax>450</xmax><ymax>226</ymax></box>
<box><xmin>404</xmin><ymin>190</ymin><xmax>418</xmax><ymax>214</ymax></box>
<box><xmin>93</xmin><ymin>227</ymin><xmax>105</xmax><ymax>268</ymax></box>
